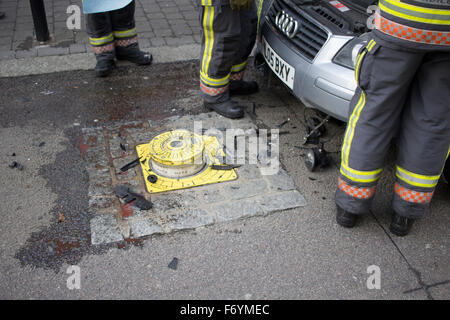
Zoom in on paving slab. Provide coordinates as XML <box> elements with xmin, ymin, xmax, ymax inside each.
<box><xmin>83</xmin><ymin>112</ymin><xmax>307</xmax><ymax>244</ymax></box>
<box><xmin>90</xmin><ymin>214</ymin><xmax>124</xmax><ymax>245</ymax></box>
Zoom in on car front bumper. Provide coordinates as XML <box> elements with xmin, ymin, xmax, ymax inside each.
<box><xmin>258</xmin><ymin>20</ymin><xmax>357</xmax><ymax>122</ymax></box>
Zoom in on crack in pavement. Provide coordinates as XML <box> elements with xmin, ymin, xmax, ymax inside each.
<box><xmin>370</xmin><ymin>210</ymin><xmax>435</xmax><ymax>300</ymax></box>
<box><xmin>403</xmin><ymin>279</ymin><xmax>450</xmax><ymax>294</ymax></box>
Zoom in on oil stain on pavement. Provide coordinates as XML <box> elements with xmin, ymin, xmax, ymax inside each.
<box><xmin>2</xmin><ymin>62</ymin><xmax>203</xmax><ymax>272</ymax></box>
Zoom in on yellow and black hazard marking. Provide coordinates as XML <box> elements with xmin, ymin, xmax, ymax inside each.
<box><xmin>136</xmin><ymin>130</ymin><xmax>237</xmax><ymax>193</ymax></box>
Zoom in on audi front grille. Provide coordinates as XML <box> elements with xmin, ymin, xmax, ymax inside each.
<box><xmin>267</xmin><ymin>0</ymin><xmax>329</xmax><ymax>62</ymax></box>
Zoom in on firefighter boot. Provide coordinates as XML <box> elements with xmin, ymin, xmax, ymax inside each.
<box><xmin>389</xmin><ymin>212</ymin><xmax>415</xmax><ymax>237</ymax></box>
<box><xmin>116</xmin><ymin>43</ymin><xmax>152</xmax><ymax>65</ymax></box>
<box><xmin>95</xmin><ymin>54</ymin><xmax>115</xmax><ymax>77</ymax></box>
<box><xmin>204</xmin><ymin>99</ymin><xmax>245</xmax><ymax>119</ymax></box>
<box><xmin>336</xmin><ymin>205</ymin><xmax>358</xmax><ymax>228</ymax></box>
<box><xmin>229</xmin><ymin>80</ymin><xmax>259</xmax><ymax>96</ymax></box>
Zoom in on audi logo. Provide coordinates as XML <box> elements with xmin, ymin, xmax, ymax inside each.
<box><xmin>275</xmin><ymin>10</ymin><xmax>299</xmax><ymax>39</ymax></box>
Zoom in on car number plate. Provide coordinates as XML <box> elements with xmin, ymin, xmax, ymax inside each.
<box><xmin>262</xmin><ymin>36</ymin><xmax>295</xmax><ymax>90</ymax></box>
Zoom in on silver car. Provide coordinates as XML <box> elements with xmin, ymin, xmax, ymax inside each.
<box><xmin>256</xmin><ymin>0</ymin><xmax>376</xmax><ymax>121</ymax></box>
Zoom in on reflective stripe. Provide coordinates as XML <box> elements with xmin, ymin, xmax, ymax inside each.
<box><xmin>340</xmin><ymin>163</ymin><xmax>383</xmax><ymax>183</ymax></box>
<box><xmin>396</xmin><ymin>166</ymin><xmax>440</xmax><ymax>188</ymax></box>
<box><xmin>338</xmin><ymin>178</ymin><xmax>377</xmax><ymax>200</ymax></box>
<box><xmin>354</xmin><ymin>40</ymin><xmax>373</xmax><ymax>84</ymax></box>
<box><xmin>202</xmin><ymin>6</ymin><xmax>215</xmax><ymax>76</ymax></box>
<box><xmin>201</xmin><ymin>0</ymin><xmax>212</xmax><ymax>5</ymax></box>
<box><xmin>342</xmin><ymin>40</ymin><xmax>376</xmax><ymax>166</ymax></box>
<box><xmin>257</xmin><ymin>0</ymin><xmax>264</xmax><ymax>35</ymax></box>
<box><xmin>394</xmin><ymin>183</ymin><xmax>433</xmax><ymax>204</ymax></box>
<box><xmin>342</xmin><ymin>91</ymin><xmax>366</xmax><ymax>165</ymax></box>
<box><xmin>376</xmin><ymin>13</ymin><xmax>450</xmax><ymax>45</ymax></box>
<box><xmin>89</xmin><ymin>33</ymin><xmax>114</xmax><ymax>46</ymax></box>
<box><xmin>381</xmin><ymin>0</ymin><xmax>450</xmax><ymax>17</ymax></box>
<box><xmin>380</xmin><ymin>0</ymin><xmax>450</xmax><ymax>25</ymax></box>
<box><xmin>366</xmin><ymin>38</ymin><xmax>377</xmax><ymax>52</ymax></box>
<box><xmin>200</xmin><ymin>71</ymin><xmax>230</xmax><ymax>87</ymax></box>
<box><xmin>115</xmin><ymin>36</ymin><xmax>138</xmax><ymax>47</ymax></box>
<box><xmin>113</xmin><ymin>28</ymin><xmax>137</xmax><ymax>38</ymax></box>
<box><xmin>200</xmin><ymin>82</ymin><xmax>228</xmax><ymax>96</ymax></box>
<box><xmin>230</xmin><ymin>70</ymin><xmax>245</xmax><ymax>81</ymax></box>
<box><xmin>91</xmin><ymin>42</ymin><xmax>115</xmax><ymax>54</ymax></box>
<box><xmin>231</xmin><ymin>61</ymin><xmax>247</xmax><ymax>73</ymax></box>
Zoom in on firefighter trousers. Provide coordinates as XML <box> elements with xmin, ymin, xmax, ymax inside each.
<box><xmin>336</xmin><ymin>34</ymin><xmax>450</xmax><ymax>219</ymax></box>
<box><xmin>86</xmin><ymin>0</ymin><xmax>138</xmax><ymax>60</ymax></box>
<box><xmin>198</xmin><ymin>4</ymin><xmax>257</xmax><ymax>103</ymax></box>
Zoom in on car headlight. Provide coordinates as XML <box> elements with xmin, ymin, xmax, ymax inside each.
<box><xmin>333</xmin><ymin>33</ymin><xmax>370</xmax><ymax>70</ymax></box>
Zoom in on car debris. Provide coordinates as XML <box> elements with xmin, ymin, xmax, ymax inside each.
<box><xmin>114</xmin><ymin>185</ymin><xmax>152</xmax><ymax>210</ymax></box>
<box><xmin>304</xmin><ymin>143</ymin><xmax>331</xmax><ymax>172</ymax></box>
<box><xmin>210</xmin><ymin>164</ymin><xmax>241</xmax><ymax>171</ymax></box>
<box><xmin>277</xmin><ymin>118</ymin><xmax>290</xmax><ymax>128</ymax></box>
<box><xmin>168</xmin><ymin>257</ymin><xmax>179</xmax><ymax>270</ymax></box>
<box><xmin>120</xmin><ymin>158</ymin><xmax>140</xmax><ymax>172</ymax></box>
<box><xmin>8</xmin><ymin>161</ymin><xmax>23</xmax><ymax>170</ymax></box>
<box><xmin>303</xmin><ymin>115</ymin><xmax>329</xmax><ymax>145</ymax></box>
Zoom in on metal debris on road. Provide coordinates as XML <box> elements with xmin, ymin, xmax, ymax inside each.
<box><xmin>114</xmin><ymin>185</ymin><xmax>153</xmax><ymax>210</ymax></box>
<box><xmin>210</xmin><ymin>164</ymin><xmax>241</xmax><ymax>171</ymax></box>
<box><xmin>168</xmin><ymin>257</ymin><xmax>179</xmax><ymax>270</ymax></box>
<box><xmin>278</xmin><ymin>118</ymin><xmax>290</xmax><ymax>128</ymax></box>
<box><xmin>8</xmin><ymin>161</ymin><xmax>23</xmax><ymax>170</ymax></box>
<box><xmin>120</xmin><ymin>158</ymin><xmax>140</xmax><ymax>172</ymax></box>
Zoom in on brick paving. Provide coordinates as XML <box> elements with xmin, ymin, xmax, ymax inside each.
<box><xmin>0</xmin><ymin>0</ymin><xmax>201</xmax><ymax>60</ymax></box>
<box><xmin>83</xmin><ymin>112</ymin><xmax>307</xmax><ymax>245</ymax></box>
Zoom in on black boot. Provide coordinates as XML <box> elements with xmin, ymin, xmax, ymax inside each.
<box><xmin>0</xmin><ymin>12</ymin><xmax>5</xmax><ymax>19</ymax></box>
<box><xmin>229</xmin><ymin>80</ymin><xmax>259</xmax><ymax>96</ymax></box>
<box><xmin>390</xmin><ymin>212</ymin><xmax>415</xmax><ymax>237</ymax></box>
<box><xmin>116</xmin><ymin>43</ymin><xmax>152</xmax><ymax>65</ymax></box>
<box><xmin>336</xmin><ymin>205</ymin><xmax>358</xmax><ymax>228</ymax></box>
<box><xmin>95</xmin><ymin>57</ymin><xmax>115</xmax><ymax>77</ymax></box>
<box><xmin>204</xmin><ymin>100</ymin><xmax>245</xmax><ymax>119</ymax></box>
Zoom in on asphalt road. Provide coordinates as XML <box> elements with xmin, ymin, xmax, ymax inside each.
<box><xmin>0</xmin><ymin>61</ymin><xmax>448</xmax><ymax>299</ymax></box>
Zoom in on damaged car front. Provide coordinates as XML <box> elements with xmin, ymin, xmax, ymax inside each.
<box><xmin>255</xmin><ymin>0</ymin><xmax>450</xmax><ymax>184</ymax></box>
<box><xmin>255</xmin><ymin>0</ymin><xmax>377</xmax><ymax>121</ymax></box>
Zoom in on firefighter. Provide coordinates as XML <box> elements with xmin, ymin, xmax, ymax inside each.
<box><xmin>197</xmin><ymin>0</ymin><xmax>258</xmax><ymax>119</ymax></box>
<box><xmin>83</xmin><ymin>0</ymin><xmax>152</xmax><ymax>77</ymax></box>
<box><xmin>335</xmin><ymin>0</ymin><xmax>450</xmax><ymax>236</ymax></box>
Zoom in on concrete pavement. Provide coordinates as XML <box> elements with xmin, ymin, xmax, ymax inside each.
<box><xmin>0</xmin><ymin>58</ymin><xmax>448</xmax><ymax>299</ymax></box>
<box><xmin>0</xmin><ymin>0</ymin><xmax>200</xmax><ymax>60</ymax></box>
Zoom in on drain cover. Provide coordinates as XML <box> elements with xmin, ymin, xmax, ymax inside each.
<box><xmin>136</xmin><ymin>130</ymin><xmax>237</xmax><ymax>193</ymax></box>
